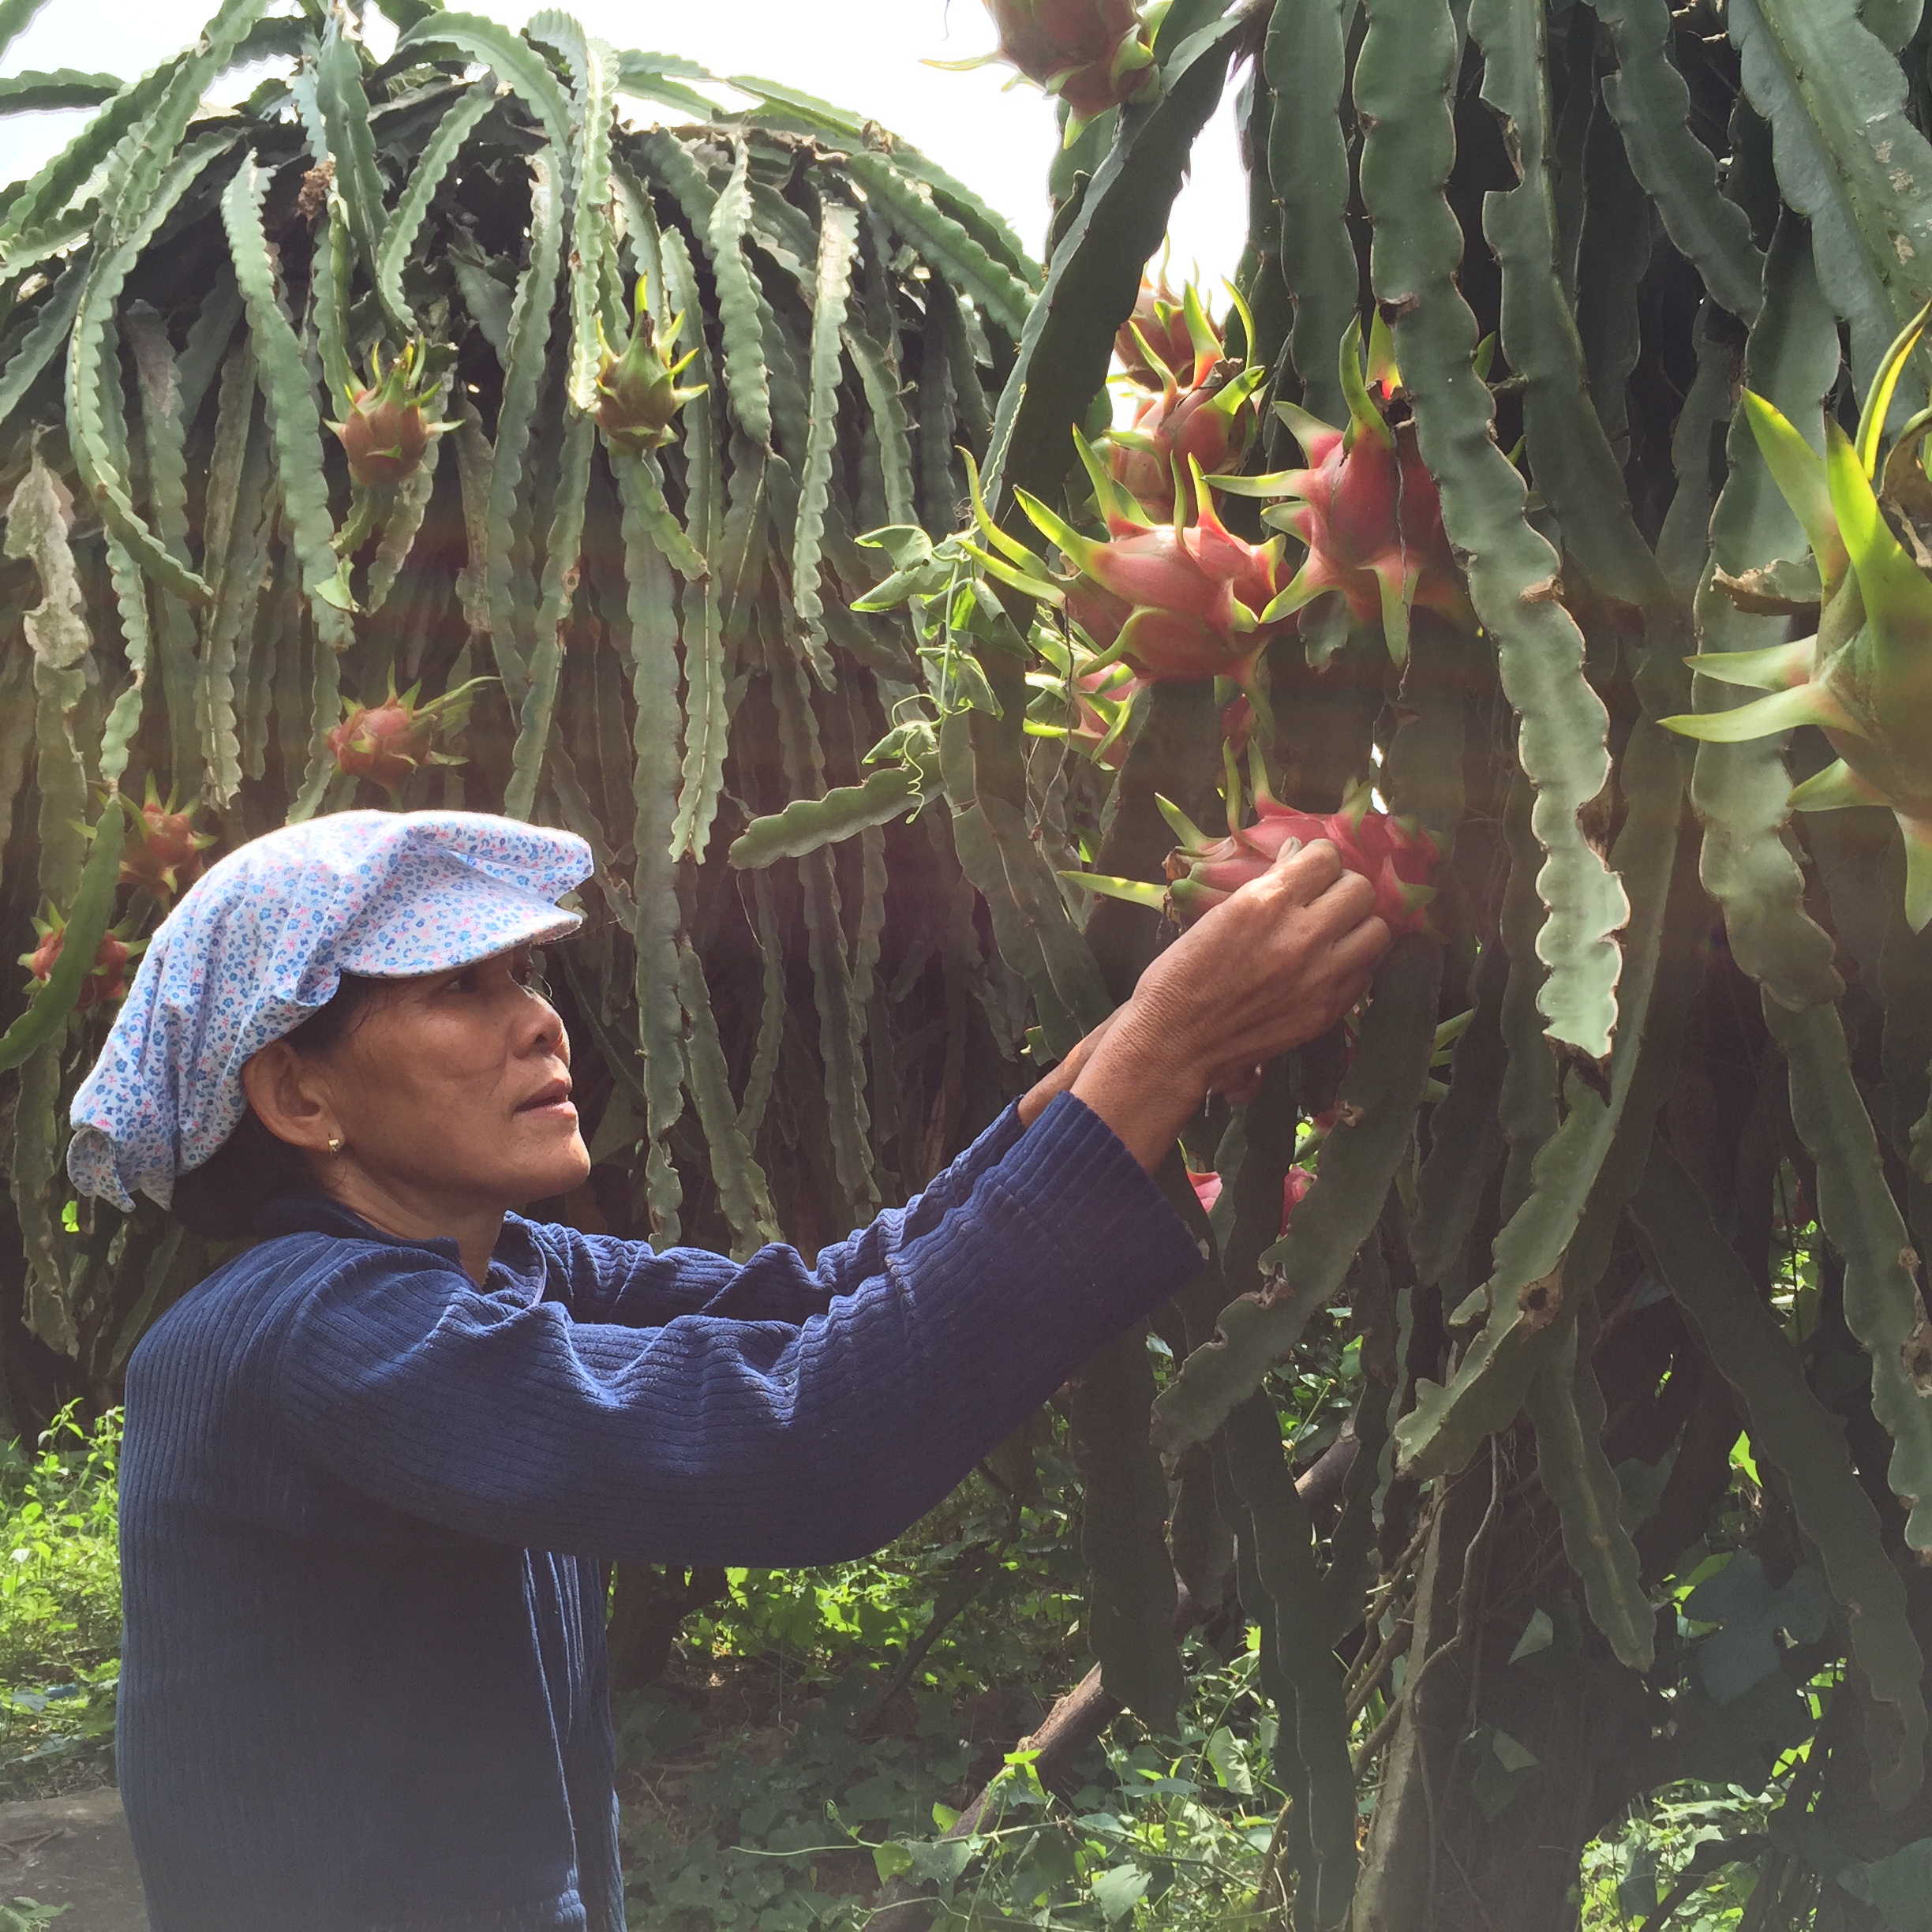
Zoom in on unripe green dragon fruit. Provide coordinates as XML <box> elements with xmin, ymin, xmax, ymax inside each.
<box><xmin>595</xmin><ymin>281</ymin><xmax>706</xmax><ymax>455</ymax></box>
<box><xmin>329</xmin><ymin>339</ymin><xmax>459</xmax><ymax>488</ymax></box>
<box><xmin>20</xmin><ymin>908</ymin><xmax>144</xmax><ymax>1009</ymax></box>
<box><xmin>941</xmin><ymin>0</ymin><xmax>1159</xmax><ymax>140</ymax></box>
<box><xmin>327</xmin><ymin>675</ymin><xmax>495</xmax><ymax>800</ymax></box>
<box><xmin>1661</xmin><ymin>301</ymin><xmax>1932</xmax><ymax>928</ymax></box>
<box><xmin>1218</xmin><ymin>316</ymin><xmax>1470</xmax><ymax>664</ymax></box>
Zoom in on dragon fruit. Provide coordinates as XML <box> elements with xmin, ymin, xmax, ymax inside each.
<box><xmin>596</xmin><ymin>283</ymin><xmax>706</xmax><ymax>455</ymax></box>
<box><xmin>1162</xmin><ymin>777</ymin><xmax>1438</xmax><ymax>934</ymax></box>
<box><xmin>331</xmin><ymin>338</ymin><xmax>459</xmax><ymax>489</ymax></box>
<box><xmin>1661</xmin><ymin>300</ymin><xmax>1932</xmax><ymax>927</ymax></box>
<box><xmin>117</xmin><ymin>776</ymin><xmax>213</xmax><ymax>900</ymax></box>
<box><xmin>949</xmin><ymin>0</ymin><xmax>1159</xmax><ymax>138</ymax></box>
<box><xmin>327</xmin><ymin>676</ymin><xmax>493</xmax><ymax>800</ymax></box>
<box><xmin>1186</xmin><ymin>1164</ymin><xmax>1312</xmax><ymax>1235</ymax></box>
<box><xmin>1013</xmin><ymin>455</ymin><xmax>1291</xmax><ymax>687</ymax></box>
<box><xmin>1110</xmin><ymin>358</ymin><xmax>1267</xmax><ymax>519</ymax></box>
<box><xmin>1116</xmin><ymin>273</ymin><xmax>1219</xmax><ymax>390</ymax></box>
<box><xmin>1069</xmin><ymin>661</ymin><xmax>1143</xmax><ymax>767</ymax></box>
<box><xmin>1218</xmin><ymin>316</ymin><xmax>1470</xmax><ymax>664</ymax></box>
<box><xmin>20</xmin><ymin>909</ymin><xmax>142</xmax><ymax>1010</ymax></box>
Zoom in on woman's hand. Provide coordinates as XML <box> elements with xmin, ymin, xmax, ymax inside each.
<box><xmin>1058</xmin><ymin>840</ymin><xmax>1388</xmax><ymax>1171</ymax></box>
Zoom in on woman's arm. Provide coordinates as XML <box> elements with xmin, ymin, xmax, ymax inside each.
<box><xmin>271</xmin><ymin>1091</ymin><xmax>1205</xmax><ymax>1569</ymax></box>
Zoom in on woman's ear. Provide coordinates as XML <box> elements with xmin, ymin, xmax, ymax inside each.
<box><xmin>242</xmin><ymin>1040</ymin><xmax>342</xmax><ymax>1155</ymax></box>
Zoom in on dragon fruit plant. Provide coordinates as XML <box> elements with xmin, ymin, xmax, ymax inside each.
<box><xmin>595</xmin><ymin>282</ymin><xmax>707</xmax><ymax>455</ymax></box>
<box><xmin>329</xmin><ymin>338</ymin><xmax>460</xmax><ymax>489</ymax></box>
<box><xmin>327</xmin><ymin>676</ymin><xmax>496</xmax><ymax>801</ymax></box>
<box><xmin>1661</xmin><ymin>301</ymin><xmax>1932</xmax><ymax>928</ymax></box>
<box><xmin>938</xmin><ymin>0</ymin><xmax>1159</xmax><ymax>140</ymax></box>
<box><xmin>19</xmin><ymin>909</ymin><xmax>144</xmax><ymax>1011</ymax></box>
<box><xmin>1218</xmin><ymin>315</ymin><xmax>1470</xmax><ymax>665</ymax></box>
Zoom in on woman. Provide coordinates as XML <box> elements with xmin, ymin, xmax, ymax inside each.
<box><xmin>69</xmin><ymin>808</ymin><xmax>1387</xmax><ymax>1932</ymax></box>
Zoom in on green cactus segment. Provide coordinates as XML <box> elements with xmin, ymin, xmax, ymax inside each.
<box><xmin>1731</xmin><ymin>0</ymin><xmax>1932</xmax><ymax>395</ymax></box>
<box><xmin>219</xmin><ymin>156</ymin><xmax>356</xmax><ymax>654</ymax></box>
<box><xmin>1687</xmin><ymin>219</ymin><xmax>1845</xmax><ymax>1008</ymax></box>
<box><xmin>376</xmin><ymin>88</ymin><xmax>495</xmax><ymax>335</ymax></box>
<box><xmin>981</xmin><ymin>13</ymin><xmax>1245</xmax><ymax>515</ymax></box>
<box><xmin>703</xmin><ymin>144</ymin><xmax>773</xmax><ymax>451</ymax></box>
<box><xmin>773</xmin><ymin>651</ymin><xmax>877</xmax><ymax>1215</ymax></box>
<box><xmin>676</xmin><ymin>938</ymin><xmax>780</xmax><ymax>1260</ymax></box>
<box><xmin>1221</xmin><ymin>1394</ymin><xmax>1358</xmax><ymax>1925</ymax></box>
<box><xmin>1261</xmin><ymin>0</ymin><xmax>1354</xmax><ymax>423</ymax></box>
<box><xmin>0</xmin><ymin>799</ymin><xmax>121</xmax><ymax>1076</ymax></box>
<box><xmin>1586</xmin><ymin>0</ymin><xmax>1764</xmax><ymax>320</ymax></box>
<box><xmin>484</xmin><ymin>150</ymin><xmax>567</xmax><ymax>700</ymax></box>
<box><xmin>1635</xmin><ymin>1140</ymin><xmax>1927</xmax><ymax>1804</ymax></box>
<box><xmin>395</xmin><ymin>12</ymin><xmax>575</xmax><ymax>155</ymax></box>
<box><xmin>315</xmin><ymin>20</ymin><xmax>389</xmax><ymax>295</ymax></box>
<box><xmin>505</xmin><ymin>413</ymin><xmax>593</xmax><ymax>820</ymax></box>
<box><xmin>1471</xmin><ymin>0</ymin><xmax>1670</xmax><ymax>612</ymax></box>
<box><xmin>728</xmin><ymin>766</ymin><xmax>924</xmax><ymax>869</ymax></box>
<box><xmin>1768</xmin><ymin>994</ymin><xmax>1932</xmax><ymax>1548</ymax></box>
<box><xmin>0</xmin><ymin>264</ymin><xmax>84</xmax><ymax>449</ymax></box>
<box><xmin>1356</xmin><ymin>0</ymin><xmax>1627</xmax><ymax>1063</ymax></box>
<box><xmin>1397</xmin><ymin>721</ymin><xmax>1681</xmax><ymax>1477</ymax></box>
<box><xmin>123</xmin><ymin>305</ymin><xmax>203</xmax><ymax>805</ymax></box>
<box><xmin>616</xmin><ymin>455</ymin><xmax>686</xmax><ymax>1245</ymax></box>
<box><xmin>1524</xmin><ymin>1312</ymin><xmax>1655</xmax><ymax>1671</ymax></box>
<box><xmin>68</xmin><ymin>133</ymin><xmax>234</xmax><ymax>614</ymax></box>
<box><xmin>1150</xmin><ymin>935</ymin><xmax>1442</xmax><ymax>1455</ymax></box>
<box><xmin>564</xmin><ymin>41</ymin><xmax>621</xmax><ymax>409</ymax></box>
<box><xmin>1066</xmin><ymin>1329</ymin><xmax>1185</xmax><ymax>1734</ymax></box>
<box><xmin>793</xmin><ymin>204</ymin><xmax>860</xmax><ymax>672</ymax></box>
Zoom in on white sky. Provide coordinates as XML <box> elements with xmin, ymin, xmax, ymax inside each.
<box><xmin>0</xmin><ymin>0</ymin><xmax>1248</xmax><ymax>283</ymax></box>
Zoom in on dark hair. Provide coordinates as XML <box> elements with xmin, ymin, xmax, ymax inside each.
<box><xmin>170</xmin><ymin>973</ymin><xmax>388</xmax><ymax>1241</ymax></box>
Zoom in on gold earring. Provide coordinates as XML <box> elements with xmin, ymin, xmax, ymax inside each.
<box><xmin>326</xmin><ymin>1135</ymin><xmax>345</xmax><ymax>1155</ymax></box>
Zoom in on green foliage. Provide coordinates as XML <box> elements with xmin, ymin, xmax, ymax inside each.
<box><xmin>0</xmin><ymin>1406</ymin><xmax>120</xmax><ymax>1800</ymax></box>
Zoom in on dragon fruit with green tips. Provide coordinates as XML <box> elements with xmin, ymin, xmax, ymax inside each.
<box><xmin>1116</xmin><ymin>271</ymin><xmax>1219</xmax><ymax>390</ymax></box>
<box><xmin>1161</xmin><ymin>777</ymin><xmax>1438</xmax><ymax>934</ymax></box>
<box><xmin>1108</xmin><ymin>284</ymin><xmax>1267</xmax><ymax>519</ymax></box>
<box><xmin>1218</xmin><ymin>315</ymin><xmax>1470</xmax><ymax>664</ymax></box>
<box><xmin>330</xmin><ymin>338</ymin><xmax>459</xmax><ymax>489</ymax></box>
<box><xmin>1661</xmin><ymin>300</ymin><xmax>1932</xmax><ymax>928</ymax></box>
<box><xmin>595</xmin><ymin>283</ymin><xmax>707</xmax><ymax>455</ymax></box>
<box><xmin>943</xmin><ymin>0</ymin><xmax>1158</xmax><ymax>137</ymax></box>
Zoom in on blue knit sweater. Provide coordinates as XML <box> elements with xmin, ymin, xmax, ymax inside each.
<box><xmin>117</xmin><ymin>1092</ymin><xmax>1201</xmax><ymax>1932</ymax></box>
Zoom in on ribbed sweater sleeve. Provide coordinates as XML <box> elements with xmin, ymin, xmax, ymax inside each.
<box><xmin>271</xmin><ymin>1093</ymin><xmax>1202</xmax><ymax>1567</ymax></box>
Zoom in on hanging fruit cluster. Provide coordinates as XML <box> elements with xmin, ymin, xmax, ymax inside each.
<box><xmin>941</xmin><ymin>0</ymin><xmax>1160</xmax><ymax>139</ymax></box>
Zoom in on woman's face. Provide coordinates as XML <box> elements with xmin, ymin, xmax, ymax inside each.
<box><xmin>247</xmin><ymin>945</ymin><xmax>593</xmax><ymax>1213</ymax></box>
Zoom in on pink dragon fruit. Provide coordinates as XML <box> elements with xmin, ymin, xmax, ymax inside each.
<box><xmin>1163</xmin><ymin>777</ymin><xmax>1438</xmax><ymax>934</ymax></box>
<box><xmin>1110</xmin><ymin>359</ymin><xmax>1267</xmax><ymax>519</ymax></box>
<box><xmin>1185</xmin><ymin>1164</ymin><xmax>1314</xmax><ymax>1235</ymax></box>
<box><xmin>965</xmin><ymin>0</ymin><xmax>1159</xmax><ymax>137</ymax></box>
<box><xmin>330</xmin><ymin>339</ymin><xmax>459</xmax><ymax>489</ymax></box>
<box><xmin>20</xmin><ymin>910</ymin><xmax>143</xmax><ymax>1010</ymax></box>
<box><xmin>1116</xmin><ymin>273</ymin><xmax>1218</xmax><ymax>390</ymax></box>
<box><xmin>1014</xmin><ymin>457</ymin><xmax>1291</xmax><ymax>687</ymax></box>
<box><xmin>327</xmin><ymin>676</ymin><xmax>493</xmax><ymax>800</ymax></box>
<box><xmin>1219</xmin><ymin>316</ymin><xmax>1470</xmax><ymax>663</ymax></box>
<box><xmin>117</xmin><ymin>775</ymin><xmax>214</xmax><ymax>900</ymax></box>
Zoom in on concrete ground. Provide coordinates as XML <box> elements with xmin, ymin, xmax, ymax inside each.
<box><xmin>0</xmin><ymin>1788</ymin><xmax>146</xmax><ymax>1930</ymax></box>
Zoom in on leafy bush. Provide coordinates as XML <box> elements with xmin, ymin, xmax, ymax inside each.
<box><xmin>0</xmin><ymin>1406</ymin><xmax>121</xmax><ymax>1799</ymax></box>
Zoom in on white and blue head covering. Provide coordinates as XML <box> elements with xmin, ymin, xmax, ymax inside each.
<box><xmin>69</xmin><ymin>811</ymin><xmax>593</xmax><ymax>1211</ymax></box>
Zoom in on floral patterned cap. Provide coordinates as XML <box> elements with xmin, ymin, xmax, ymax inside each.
<box><xmin>68</xmin><ymin>811</ymin><xmax>593</xmax><ymax>1211</ymax></box>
